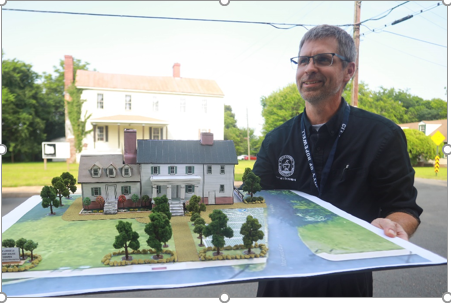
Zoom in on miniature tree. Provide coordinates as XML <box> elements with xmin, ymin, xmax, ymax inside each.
<box><xmin>242</xmin><ymin>170</ymin><xmax>262</xmax><ymax>198</ymax></box>
<box><xmin>240</xmin><ymin>215</ymin><xmax>264</xmax><ymax>255</ymax></box>
<box><xmin>152</xmin><ymin>195</ymin><xmax>172</xmax><ymax>220</ymax></box>
<box><xmin>60</xmin><ymin>172</ymin><xmax>77</xmax><ymax>198</ymax></box>
<box><xmin>186</xmin><ymin>195</ymin><xmax>206</xmax><ymax>217</ymax></box>
<box><xmin>241</xmin><ymin>167</ymin><xmax>252</xmax><ymax>184</ymax></box>
<box><xmin>83</xmin><ymin>197</ymin><xmax>91</xmax><ymax>209</ymax></box>
<box><xmin>51</xmin><ymin>176</ymin><xmax>70</xmax><ymax>207</ymax></box>
<box><xmin>203</xmin><ymin>209</ymin><xmax>234</xmax><ymax>256</ymax></box>
<box><xmin>40</xmin><ymin>185</ymin><xmax>60</xmax><ymax>215</ymax></box>
<box><xmin>15</xmin><ymin>238</ymin><xmax>27</xmax><ymax>260</ymax></box>
<box><xmin>118</xmin><ymin>195</ymin><xmax>127</xmax><ymax>208</ymax></box>
<box><xmin>24</xmin><ymin>240</ymin><xmax>38</xmax><ymax>260</ymax></box>
<box><xmin>193</xmin><ymin>217</ymin><xmax>206</xmax><ymax>246</ymax></box>
<box><xmin>113</xmin><ymin>221</ymin><xmax>140</xmax><ymax>261</ymax></box>
<box><xmin>96</xmin><ymin>195</ymin><xmax>105</xmax><ymax>208</ymax></box>
<box><xmin>141</xmin><ymin>195</ymin><xmax>150</xmax><ymax>207</ymax></box>
<box><xmin>190</xmin><ymin>212</ymin><xmax>200</xmax><ymax>226</ymax></box>
<box><xmin>145</xmin><ymin>212</ymin><xmax>172</xmax><ymax>258</ymax></box>
<box><xmin>131</xmin><ymin>194</ymin><xmax>140</xmax><ymax>207</ymax></box>
<box><xmin>2</xmin><ymin>239</ymin><xmax>15</xmax><ymax>248</ymax></box>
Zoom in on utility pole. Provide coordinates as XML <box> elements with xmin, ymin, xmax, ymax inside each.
<box><xmin>351</xmin><ymin>1</ymin><xmax>361</xmax><ymax>107</ymax></box>
<box><xmin>247</xmin><ymin>108</ymin><xmax>251</xmax><ymax>158</ymax></box>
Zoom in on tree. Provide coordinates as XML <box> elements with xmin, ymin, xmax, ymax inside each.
<box><xmin>190</xmin><ymin>212</ymin><xmax>200</xmax><ymax>226</ymax></box>
<box><xmin>186</xmin><ymin>195</ymin><xmax>206</xmax><ymax>217</ymax></box>
<box><xmin>51</xmin><ymin>176</ymin><xmax>69</xmax><ymax>207</ymax></box>
<box><xmin>40</xmin><ymin>185</ymin><xmax>60</xmax><ymax>215</ymax></box>
<box><xmin>403</xmin><ymin>129</ymin><xmax>436</xmax><ymax>166</ymax></box>
<box><xmin>15</xmin><ymin>238</ymin><xmax>27</xmax><ymax>260</ymax></box>
<box><xmin>96</xmin><ymin>195</ymin><xmax>105</xmax><ymax>207</ymax></box>
<box><xmin>203</xmin><ymin>209</ymin><xmax>234</xmax><ymax>256</ymax></box>
<box><xmin>145</xmin><ymin>212</ymin><xmax>173</xmax><ymax>258</ymax></box>
<box><xmin>193</xmin><ymin>217</ymin><xmax>206</xmax><ymax>246</ymax></box>
<box><xmin>113</xmin><ymin>221</ymin><xmax>140</xmax><ymax>261</ymax></box>
<box><xmin>241</xmin><ymin>167</ymin><xmax>252</xmax><ymax>183</ymax></box>
<box><xmin>118</xmin><ymin>195</ymin><xmax>127</xmax><ymax>207</ymax></box>
<box><xmin>60</xmin><ymin>172</ymin><xmax>77</xmax><ymax>197</ymax></box>
<box><xmin>131</xmin><ymin>194</ymin><xmax>140</xmax><ymax>208</ymax></box>
<box><xmin>261</xmin><ymin>83</ymin><xmax>305</xmax><ymax>136</ymax></box>
<box><xmin>141</xmin><ymin>195</ymin><xmax>150</xmax><ymax>207</ymax></box>
<box><xmin>83</xmin><ymin>197</ymin><xmax>91</xmax><ymax>209</ymax></box>
<box><xmin>152</xmin><ymin>195</ymin><xmax>172</xmax><ymax>220</ymax></box>
<box><xmin>240</xmin><ymin>215</ymin><xmax>264</xmax><ymax>255</ymax></box>
<box><xmin>24</xmin><ymin>240</ymin><xmax>38</xmax><ymax>261</ymax></box>
<box><xmin>2</xmin><ymin>239</ymin><xmax>15</xmax><ymax>248</ymax></box>
<box><xmin>242</xmin><ymin>170</ymin><xmax>262</xmax><ymax>198</ymax></box>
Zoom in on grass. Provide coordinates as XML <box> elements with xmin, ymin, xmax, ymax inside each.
<box><xmin>1</xmin><ymin>161</ymin><xmax>445</xmax><ymax>188</ymax></box>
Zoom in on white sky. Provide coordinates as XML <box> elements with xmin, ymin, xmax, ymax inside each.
<box><xmin>1</xmin><ymin>1</ymin><xmax>448</xmax><ymax>136</ymax></box>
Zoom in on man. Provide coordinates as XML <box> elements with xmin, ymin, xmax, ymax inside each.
<box><xmin>253</xmin><ymin>24</ymin><xmax>423</xmax><ymax>297</ymax></box>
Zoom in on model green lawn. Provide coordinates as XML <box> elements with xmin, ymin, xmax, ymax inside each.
<box><xmin>2</xmin><ymin>197</ymin><xmax>175</xmax><ymax>271</ymax></box>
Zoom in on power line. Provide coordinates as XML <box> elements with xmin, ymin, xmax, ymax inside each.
<box><xmin>381</xmin><ymin>30</ymin><xmax>446</xmax><ymax>48</ymax></box>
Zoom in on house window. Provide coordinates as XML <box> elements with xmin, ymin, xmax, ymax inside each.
<box><xmin>107</xmin><ymin>166</ymin><xmax>116</xmax><ymax>177</ymax></box>
<box><xmin>125</xmin><ymin>95</ymin><xmax>132</xmax><ymax>110</ymax></box>
<box><xmin>207</xmin><ymin>166</ymin><xmax>212</xmax><ymax>174</ymax></box>
<box><xmin>152</xmin><ymin>97</ymin><xmax>159</xmax><ymax>112</ymax></box>
<box><xmin>202</xmin><ymin>99</ymin><xmax>207</xmax><ymax>113</ymax></box>
<box><xmin>220</xmin><ymin>165</ymin><xmax>225</xmax><ymax>174</ymax></box>
<box><xmin>153</xmin><ymin>128</ymin><xmax>162</xmax><ymax>140</ymax></box>
<box><xmin>219</xmin><ymin>185</ymin><xmax>225</xmax><ymax>193</ymax></box>
<box><xmin>97</xmin><ymin>126</ymin><xmax>108</xmax><ymax>142</ymax></box>
<box><xmin>186</xmin><ymin>166</ymin><xmax>194</xmax><ymax>175</ymax></box>
<box><xmin>91</xmin><ymin>187</ymin><xmax>101</xmax><ymax>196</ymax></box>
<box><xmin>97</xmin><ymin>94</ymin><xmax>104</xmax><ymax>109</ymax></box>
<box><xmin>186</xmin><ymin>185</ymin><xmax>194</xmax><ymax>193</ymax></box>
<box><xmin>121</xmin><ymin>186</ymin><xmax>131</xmax><ymax>195</ymax></box>
<box><xmin>419</xmin><ymin>123</ymin><xmax>426</xmax><ymax>134</ymax></box>
<box><xmin>92</xmin><ymin>166</ymin><xmax>101</xmax><ymax>177</ymax></box>
<box><xmin>169</xmin><ymin>166</ymin><xmax>177</xmax><ymax>175</ymax></box>
<box><xmin>123</xmin><ymin>166</ymin><xmax>131</xmax><ymax>177</ymax></box>
<box><xmin>151</xmin><ymin>166</ymin><xmax>160</xmax><ymax>175</ymax></box>
<box><xmin>156</xmin><ymin>186</ymin><xmax>161</xmax><ymax>194</ymax></box>
<box><xmin>180</xmin><ymin>99</ymin><xmax>186</xmax><ymax>113</ymax></box>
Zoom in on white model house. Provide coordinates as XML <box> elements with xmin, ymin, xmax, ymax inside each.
<box><xmin>64</xmin><ymin>55</ymin><xmax>225</xmax><ymax>162</ymax></box>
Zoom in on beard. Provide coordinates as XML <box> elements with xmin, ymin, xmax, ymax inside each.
<box><xmin>298</xmin><ymin>74</ymin><xmax>342</xmax><ymax>105</ymax></box>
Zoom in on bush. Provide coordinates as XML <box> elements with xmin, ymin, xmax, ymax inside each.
<box><xmin>404</xmin><ymin>129</ymin><xmax>436</xmax><ymax>165</ymax></box>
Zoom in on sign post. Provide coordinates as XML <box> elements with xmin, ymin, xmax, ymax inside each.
<box><xmin>42</xmin><ymin>142</ymin><xmax>71</xmax><ymax>170</ymax></box>
<box><xmin>430</xmin><ymin>131</ymin><xmax>445</xmax><ymax>176</ymax></box>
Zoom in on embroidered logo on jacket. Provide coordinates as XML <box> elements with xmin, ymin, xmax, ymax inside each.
<box><xmin>278</xmin><ymin>155</ymin><xmax>295</xmax><ymax>177</ymax></box>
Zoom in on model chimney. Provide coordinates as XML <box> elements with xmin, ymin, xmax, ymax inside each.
<box><xmin>173</xmin><ymin>63</ymin><xmax>181</xmax><ymax>78</ymax></box>
<box><xmin>124</xmin><ymin>129</ymin><xmax>137</xmax><ymax>164</ymax></box>
<box><xmin>200</xmin><ymin>132</ymin><xmax>214</xmax><ymax>146</ymax></box>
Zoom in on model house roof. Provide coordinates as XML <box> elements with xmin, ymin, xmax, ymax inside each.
<box><xmin>78</xmin><ymin>154</ymin><xmax>141</xmax><ymax>183</ymax></box>
<box><xmin>136</xmin><ymin>140</ymin><xmax>238</xmax><ymax>165</ymax></box>
<box><xmin>75</xmin><ymin>70</ymin><xmax>224</xmax><ymax>97</ymax></box>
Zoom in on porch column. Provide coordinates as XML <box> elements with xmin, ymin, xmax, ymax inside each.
<box><xmin>117</xmin><ymin>124</ymin><xmax>120</xmax><ymax>149</ymax></box>
<box><xmin>167</xmin><ymin>185</ymin><xmax>172</xmax><ymax>200</ymax></box>
<box><xmin>180</xmin><ymin>185</ymin><xmax>186</xmax><ymax>201</ymax></box>
<box><xmin>152</xmin><ymin>184</ymin><xmax>157</xmax><ymax>199</ymax></box>
<box><xmin>93</xmin><ymin>123</ymin><xmax>97</xmax><ymax>149</ymax></box>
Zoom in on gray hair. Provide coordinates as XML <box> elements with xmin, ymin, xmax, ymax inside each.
<box><xmin>299</xmin><ymin>24</ymin><xmax>356</xmax><ymax>68</ymax></box>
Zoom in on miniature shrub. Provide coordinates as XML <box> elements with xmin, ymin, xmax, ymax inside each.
<box><xmin>138</xmin><ymin>259</ymin><xmax>144</xmax><ymax>264</ymax></box>
<box><xmin>109</xmin><ymin>262</ymin><xmax>114</xmax><ymax>267</ymax></box>
<box><xmin>7</xmin><ymin>268</ymin><xmax>13</xmax><ymax>272</ymax></box>
<box><xmin>132</xmin><ymin>259</ymin><xmax>138</xmax><ymax>264</ymax></box>
<box><xmin>206</xmin><ymin>247</ymin><xmax>213</xmax><ymax>251</ymax></box>
<box><xmin>206</xmin><ymin>256</ymin><xmax>213</xmax><ymax>261</ymax></box>
<box><xmin>19</xmin><ymin>268</ymin><xmax>25</xmax><ymax>272</ymax></box>
<box><xmin>104</xmin><ymin>260</ymin><xmax>110</xmax><ymax>265</ymax></box>
<box><xmin>2</xmin><ymin>267</ymin><xmax>6</xmax><ymax>273</ymax></box>
<box><xmin>113</xmin><ymin>261</ymin><xmax>118</xmax><ymax>266</ymax></box>
<box><xmin>200</xmin><ymin>256</ymin><xmax>206</xmax><ymax>261</ymax></box>
<box><xmin>213</xmin><ymin>256</ymin><xmax>218</xmax><ymax>260</ymax></box>
<box><xmin>224</xmin><ymin>246</ymin><xmax>232</xmax><ymax>250</ymax></box>
<box><xmin>121</xmin><ymin>261</ymin><xmax>126</xmax><ymax>266</ymax></box>
<box><xmin>144</xmin><ymin>259</ymin><xmax>150</xmax><ymax>264</ymax></box>
<box><xmin>157</xmin><ymin>259</ymin><xmax>166</xmax><ymax>263</ymax></box>
<box><xmin>218</xmin><ymin>255</ymin><xmax>223</xmax><ymax>260</ymax></box>
<box><xmin>150</xmin><ymin>260</ymin><xmax>157</xmax><ymax>264</ymax></box>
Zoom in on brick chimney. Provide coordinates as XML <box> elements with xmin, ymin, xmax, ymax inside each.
<box><xmin>124</xmin><ymin>129</ymin><xmax>137</xmax><ymax>164</ymax></box>
<box><xmin>64</xmin><ymin>55</ymin><xmax>76</xmax><ymax>163</ymax></box>
<box><xmin>64</xmin><ymin>55</ymin><xmax>74</xmax><ymax>89</ymax></box>
<box><xmin>200</xmin><ymin>132</ymin><xmax>214</xmax><ymax>146</ymax></box>
<box><xmin>173</xmin><ymin>63</ymin><xmax>181</xmax><ymax>78</ymax></box>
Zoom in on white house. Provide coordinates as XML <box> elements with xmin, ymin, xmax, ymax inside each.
<box><xmin>64</xmin><ymin>56</ymin><xmax>225</xmax><ymax>162</ymax></box>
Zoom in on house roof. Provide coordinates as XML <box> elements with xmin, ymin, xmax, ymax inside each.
<box><xmin>75</xmin><ymin>70</ymin><xmax>224</xmax><ymax>97</ymax></box>
<box><xmin>78</xmin><ymin>154</ymin><xmax>141</xmax><ymax>183</ymax></box>
<box><xmin>399</xmin><ymin>119</ymin><xmax>447</xmax><ymax>142</ymax></box>
<box><xmin>136</xmin><ymin>140</ymin><xmax>238</xmax><ymax>164</ymax></box>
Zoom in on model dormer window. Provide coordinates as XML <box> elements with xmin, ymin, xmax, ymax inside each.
<box><xmin>92</xmin><ymin>166</ymin><xmax>101</xmax><ymax>178</ymax></box>
<box><xmin>107</xmin><ymin>165</ymin><xmax>116</xmax><ymax>178</ymax></box>
<box><xmin>122</xmin><ymin>165</ymin><xmax>132</xmax><ymax>177</ymax></box>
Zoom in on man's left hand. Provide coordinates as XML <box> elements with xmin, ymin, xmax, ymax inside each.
<box><xmin>371</xmin><ymin>218</ymin><xmax>409</xmax><ymax>241</ymax></box>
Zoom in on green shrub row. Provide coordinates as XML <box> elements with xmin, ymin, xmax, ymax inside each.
<box><xmin>198</xmin><ymin>244</ymin><xmax>268</xmax><ymax>261</ymax></box>
<box><xmin>2</xmin><ymin>253</ymin><xmax>42</xmax><ymax>272</ymax></box>
<box><xmin>243</xmin><ymin>196</ymin><xmax>265</xmax><ymax>204</ymax></box>
<box><xmin>101</xmin><ymin>249</ymin><xmax>176</xmax><ymax>266</ymax></box>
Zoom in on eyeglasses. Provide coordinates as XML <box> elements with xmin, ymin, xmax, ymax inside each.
<box><xmin>290</xmin><ymin>53</ymin><xmax>348</xmax><ymax>69</ymax></box>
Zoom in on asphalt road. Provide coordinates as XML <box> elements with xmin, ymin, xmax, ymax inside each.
<box><xmin>1</xmin><ymin>177</ymin><xmax>447</xmax><ymax>298</ymax></box>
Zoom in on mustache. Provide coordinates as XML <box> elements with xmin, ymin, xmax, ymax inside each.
<box><xmin>300</xmin><ymin>74</ymin><xmax>324</xmax><ymax>83</ymax></box>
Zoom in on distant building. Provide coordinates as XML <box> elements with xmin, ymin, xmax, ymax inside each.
<box><xmin>399</xmin><ymin>119</ymin><xmax>447</xmax><ymax>143</ymax></box>
<box><xmin>64</xmin><ymin>56</ymin><xmax>225</xmax><ymax>162</ymax></box>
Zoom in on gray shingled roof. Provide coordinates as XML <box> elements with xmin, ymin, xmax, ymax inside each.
<box><xmin>78</xmin><ymin>154</ymin><xmax>141</xmax><ymax>183</ymax></box>
<box><xmin>137</xmin><ymin>140</ymin><xmax>238</xmax><ymax>164</ymax></box>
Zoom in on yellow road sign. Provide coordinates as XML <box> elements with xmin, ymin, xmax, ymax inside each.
<box><xmin>431</xmin><ymin>131</ymin><xmax>445</xmax><ymax>146</ymax></box>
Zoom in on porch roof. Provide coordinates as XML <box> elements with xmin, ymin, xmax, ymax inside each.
<box><xmin>150</xmin><ymin>175</ymin><xmax>202</xmax><ymax>184</ymax></box>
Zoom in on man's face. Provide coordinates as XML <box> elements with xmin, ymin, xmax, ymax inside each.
<box><xmin>296</xmin><ymin>37</ymin><xmax>353</xmax><ymax>105</ymax></box>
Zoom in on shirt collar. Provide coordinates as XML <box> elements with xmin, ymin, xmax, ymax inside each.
<box><xmin>302</xmin><ymin>97</ymin><xmax>348</xmax><ymax>138</ymax></box>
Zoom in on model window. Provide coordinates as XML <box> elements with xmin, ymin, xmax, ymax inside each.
<box><xmin>151</xmin><ymin>166</ymin><xmax>160</xmax><ymax>175</ymax></box>
<box><xmin>169</xmin><ymin>166</ymin><xmax>177</xmax><ymax>175</ymax></box>
<box><xmin>91</xmin><ymin>187</ymin><xmax>101</xmax><ymax>196</ymax></box>
<box><xmin>125</xmin><ymin>95</ymin><xmax>132</xmax><ymax>110</ymax></box>
<box><xmin>202</xmin><ymin>99</ymin><xmax>207</xmax><ymax>113</ymax></box>
<box><xmin>157</xmin><ymin>186</ymin><xmax>161</xmax><ymax>194</ymax></box>
<box><xmin>180</xmin><ymin>99</ymin><xmax>186</xmax><ymax>113</ymax></box>
<box><xmin>153</xmin><ymin>97</ymin><xmax>159</xmax><ymax>112</ymax></box>
<box><xmin>186</xmin><ymin>166</ymin><xmax>194</xmax><ymax>175</ymax></box>
<box><xmin>219</xmin><ymin>185</ymin><xmax>225</xmax><ymax>193</ymax></box>
<box><xmin>121</xmin><ymin>186</ymin><xmax>131</xmax><ymax>195</ymax></box>
<box><xmin>107</xmin><ymin>166</ymin><xmax>116</xmax><ymax>177</ymax></box>
<box><xmin>97</xmin><ymin>93</ymin><xmax>104</xmax><ymax>109</ymax></box>
<box><xmin>220</xmin><ymin>165</ymin><xmax>225</xmax><ymax>174</ymax></box>
<box><xmin>207</xmin><ymin>166</ymin><xmax>212</xmax><ymax>174</ymax></box>
<box><xmin>92</xmin><ymin>166</ymin><xmax>101</xmax><ymax>177</ymax></box>
<box><xmin>123</xmin><ymin>166</ymin><xmax>131</xmax><ymax>177</ymax></box>
<box><xmin>186</xmin><ymin>185</ymin><xmax>194</xmax><ymax>193</ymax></box>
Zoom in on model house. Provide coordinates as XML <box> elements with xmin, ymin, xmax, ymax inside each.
<box><xmin>78</xmin><ymin>130</ymin><xmax>238</xmax><ymax>215</ymax></box>
<box><xmin>64</xmin><ymin>55</ymin><xmax>225</xmax><ymax>163</ymax></box>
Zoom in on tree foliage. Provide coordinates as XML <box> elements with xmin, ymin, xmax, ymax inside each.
<box><xmin>51</xmin><ymin>177</ymin><xmax>69</xmax><ymax>207</ymax></box>
<box><xmin>152</xmin><ymin>195</ymin><xmax>172</xmax><ymax>220</ymax></box>
<box><xmin>40</xmin><ymin>185</ymin><xmax>60</xmax><ymax>215</ymax></box>
<box><xmin>186</xmin><ymin>195</ymin><xmax>206</xmax><ymax>217</ymax></box>
<box><xmin>193</xmin><ymin>217</ymin><xmax>206</xmax><ymax>246</ymax></box>
<box><xmin>242</xmin><ymin>170</ymin><xmax>262</xmax><ymax>198</ymax></box>
<box><xmin>15</xmin><ymin>238</ymin><xmax>27</xmax><ymax>259</ymax></box>
<box><xmin>240</xmin><ymin>215</ymin><xmax>264</xmax><ymax>254</ymax></box>
<box><xmin>203</xmin><ymin>209</ymin><xmax>234</xmax><ymax>255</ymax></box>
<box><xmin>24</xmin><ymin>240</ymin><xmax>38</xmax><ymax>260</ymax></box>
<box><xmin>113</xmin><ymin>221</ymin><xmax>140</xmax><ymax>261</ymax></box>
<box><xmin>60</xmin><ymin>172</ymin><xmax>77</xmax><ymax>197</ymax></box>
<box><xmin>145</xmin><ymin>212</ymin><xmax>172</xmax><ymax>257</ymax></box>
<box><xmin>2</xmin><ymin>239</ymin><xmax>15</xmax><ymax>248</ymax></box>
<box><xmin>66</xmin><ymin>83</ymin><xmax>92</xmax><ymax>153</ymax></box>
<box><xmin>403</xmin><ymin>129</ymin><xmax>436</xmax><ymax>165</ymax></box>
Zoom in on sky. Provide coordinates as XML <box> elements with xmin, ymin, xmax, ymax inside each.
<box><xmin>1</xmin><ymin>1</ymin><xmax>448</xmax><ymax>136</ymax></box>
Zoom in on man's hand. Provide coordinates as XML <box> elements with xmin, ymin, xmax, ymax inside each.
<box><xmin>371</xmin><ymin>218</ymin><xmax>409</xmax><ymax>241</ymax></box>
<box><xmin>371</xmin><ymin>212</ymin><xmax>419</xmax><ymax>241</ymax></box>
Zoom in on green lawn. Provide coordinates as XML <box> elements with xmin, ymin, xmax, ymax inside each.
<box><xmin>1</xmin><ymin>161</ymin><xmax>445</xmax><ymax>187</ymax></box>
